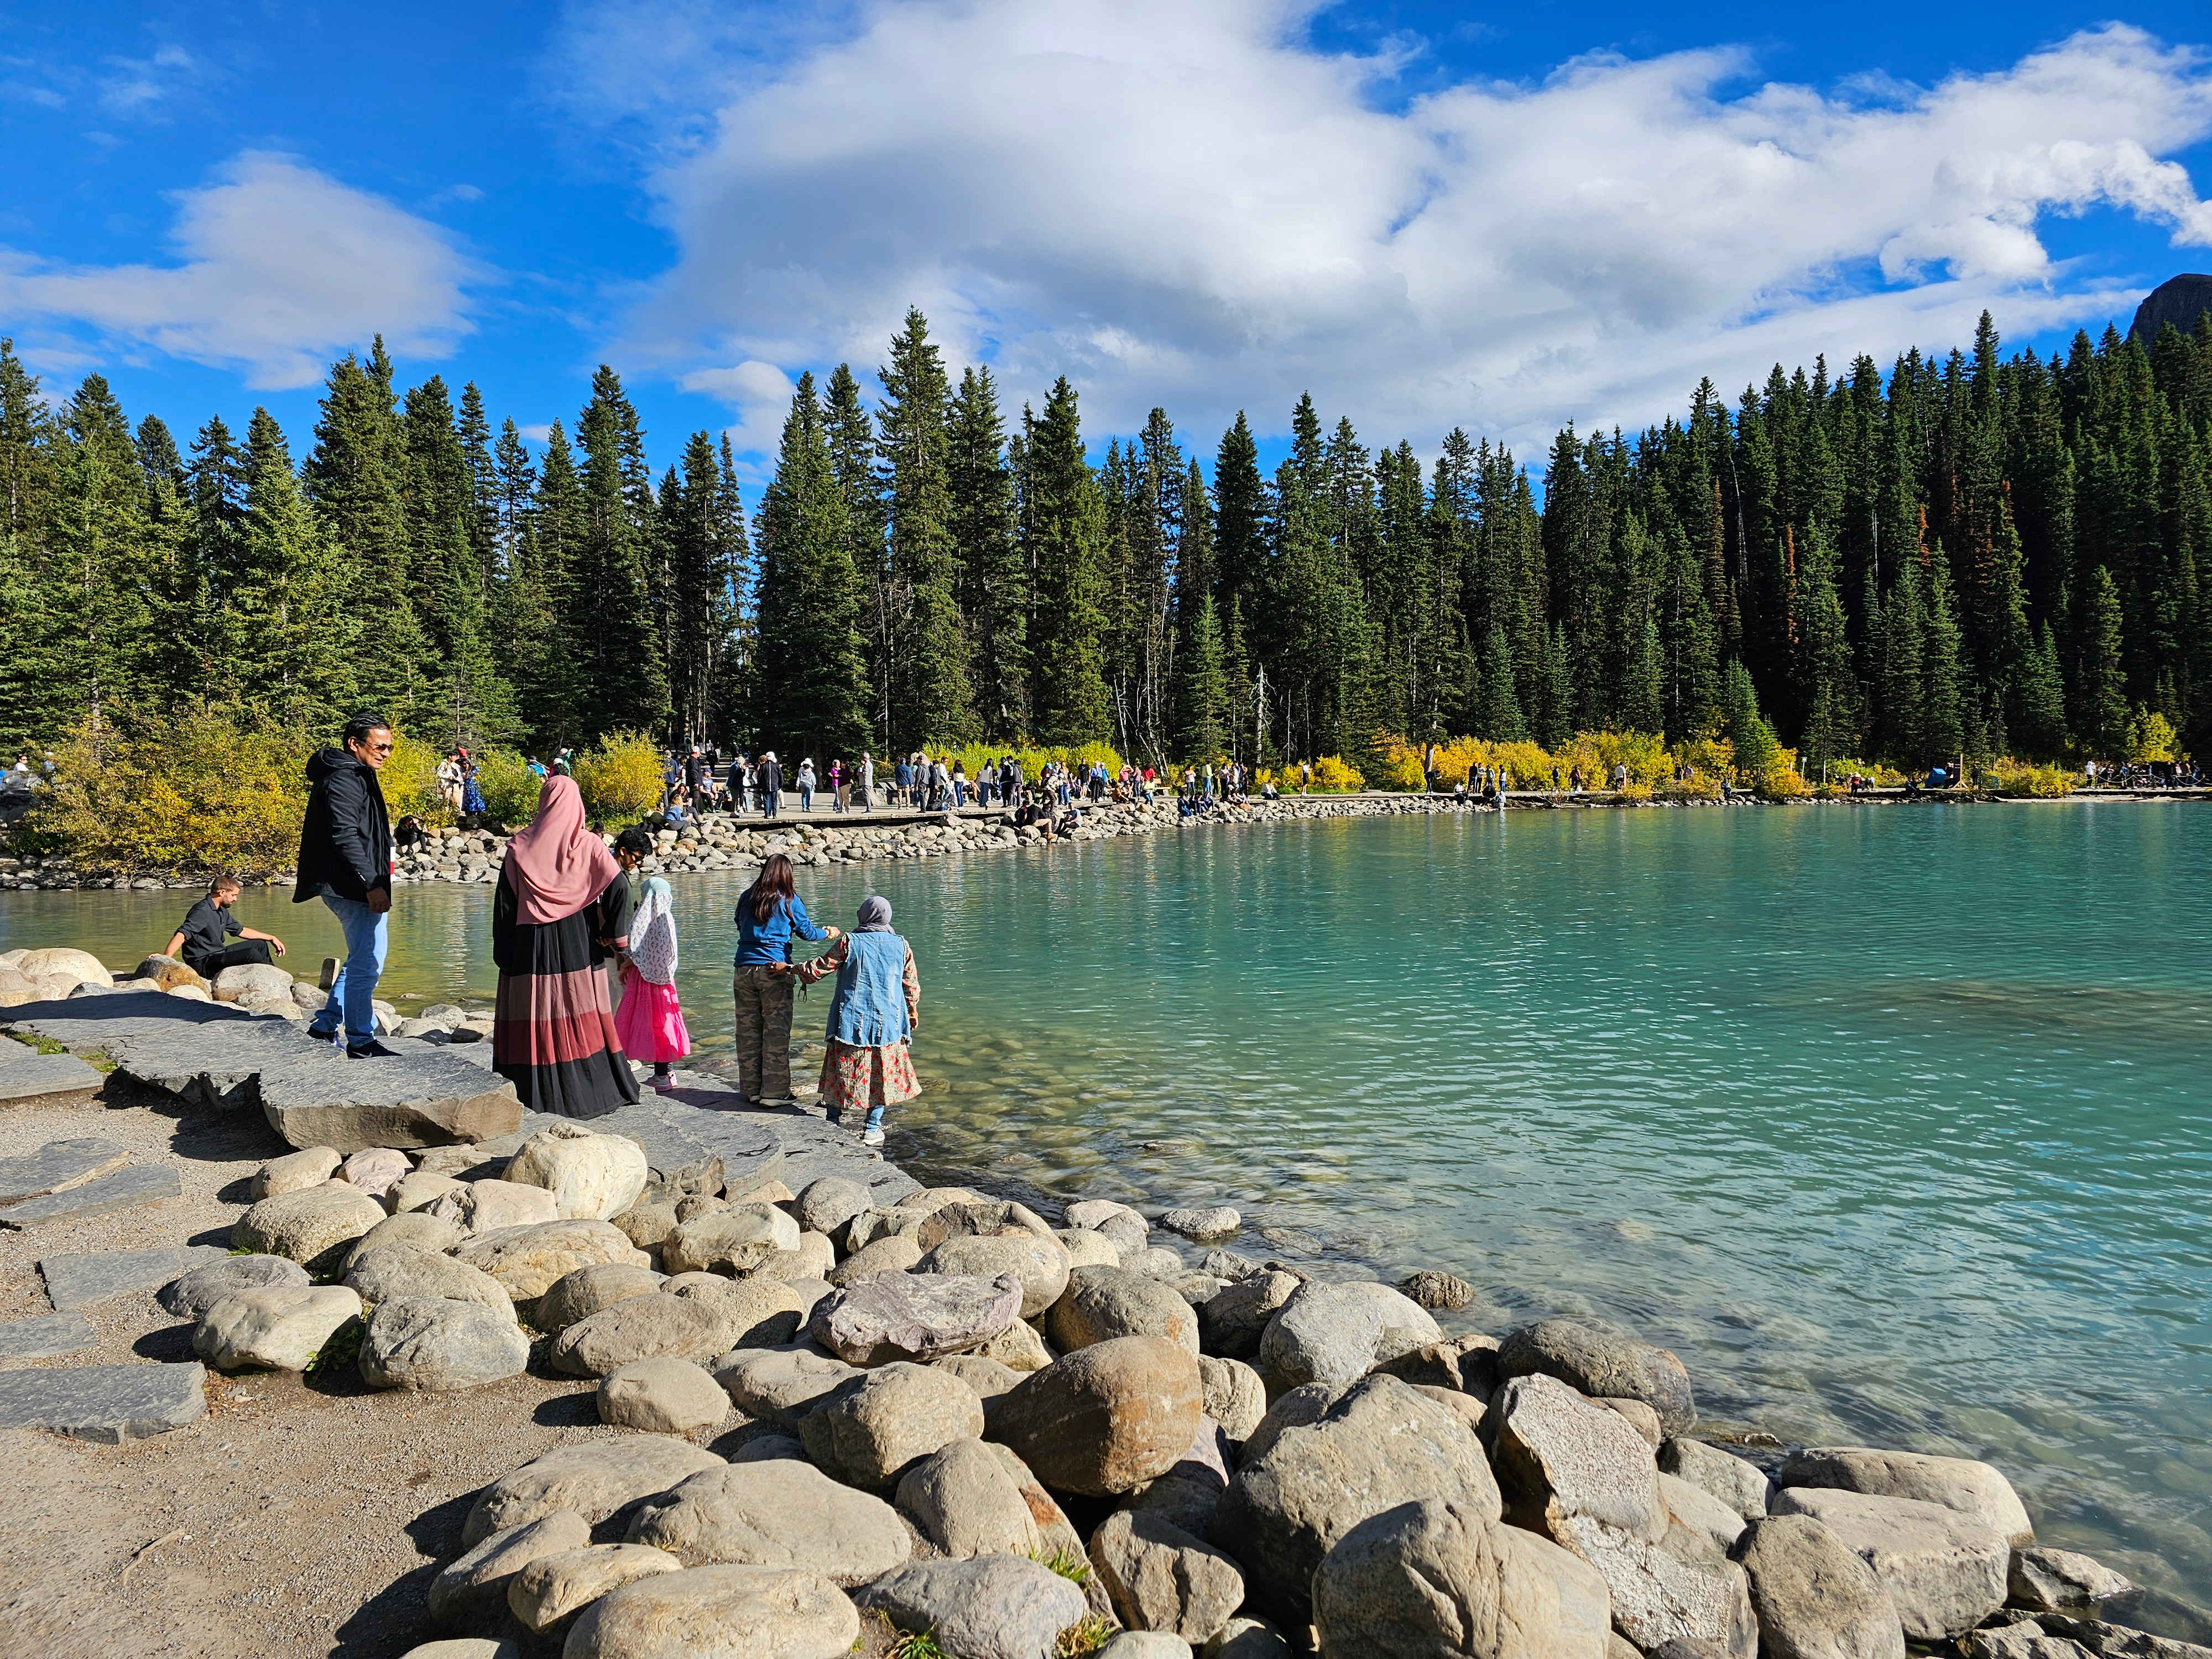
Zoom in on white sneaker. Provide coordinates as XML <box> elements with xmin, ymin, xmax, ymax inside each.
<box><xmin>863</xmin><ymin>1126</ymin><xmax>885</xmax><ymax>1147</ymax></box>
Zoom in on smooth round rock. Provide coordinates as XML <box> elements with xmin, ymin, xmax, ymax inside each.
<box><xmin>233</xmin><ymin>1181</ymin><xmax>387</xmax><ymax>1272</ymax></box>
<box><xmin>537</xmin><ymin>1262</ymin><xmax>664</xmax><ymax>1332</ymax></box>
<box><xmin>346</xmin><ymin>1243</ymin><xmax>515</xmax><ymax>1316</ymax></box>
<box><xmin>359</xmin><ymin>1297</ymin><xmax>531</xmax><ymax>1391</ymax></box>
<box><xmin>159</xmin><ymin>1253</ymin><xmax>309</xmax><ymax>1319</ymax></box>
<box><xmin>505</xmin><ymin>1543</ymin><xmax>682</xmax><ymax>1634</ymax></box>
<box><xmin>599</xmin><ymin>1357</ymin><xmax>731</xmax><ymax>1433</ymax></box>
<box><xmin>348</xmin><ymin>1211</ymin><xmax>466</xmax><ymax>1267</ymax></box>
<box><xmin>195</xmin><ymin>1285</ymin><xmax>362</xmax><ymax>1372</ymax></box>
<box><xmin>562</xmin><ymin>1564</ymin><xmax>858</xmax><ymax>1659</ymax></box>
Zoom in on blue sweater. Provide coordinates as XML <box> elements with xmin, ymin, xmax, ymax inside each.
<box><xmin>734</xmin><ymin>892</ymin><xmax>826</xmax><ymax>965</ymax></box>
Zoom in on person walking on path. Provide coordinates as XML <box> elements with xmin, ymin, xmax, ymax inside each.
<box><xmin>614</xmin><ymin>874</ymin><xmax>690</xmax><ymax>1094</ymax></box>
<box><xmin>757</xmin><ymin>751</ymin><xmax>783</xmax><ymax>818</ymax></box>
<box><xmin>786</xmin><ymin>895</ymin><xmax>919</xmax><ymax>1147</ymax></box>
<box><xmin>491</xmin><ymin>775</ymin><xmax>640</xmax><ymax>1117</ymax></box>
<box><xmin>167</xmin><ymin>875</ymin><xmax>286</xmax><ymax>979</ymax></box>
<box><xmin>732</xmin><ymin>852</ymin><xmax>840</xmax><ymax>1106</ymax></box>
<box><xmin>830</xmin><ymin>757</ymin><xmax>847</xmax><ymax>812</ymax></box>
<box><xmin>797</xmin><ymin>757</ymin><xmax>816</xmax><ymax>811</ymax></box>
<box><xmin>296</xmin><ymin>713</ymin><xmax>397</xmax><ymax>1057</ymax></box>
<box><xmin>858</xmin><ymin>752</ymin><xmax>876</xmax><ymax>811</ymax></box>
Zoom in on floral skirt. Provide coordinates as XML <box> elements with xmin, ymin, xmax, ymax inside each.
<box><xmin>818</xmin><ymin>1039</ymin><xmax>919</xmax><ymax>1112</ymax></box>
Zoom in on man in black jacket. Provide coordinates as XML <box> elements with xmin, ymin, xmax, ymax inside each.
<box><xmin>296</xmin><ymin>712</ymin><xmax>397</xmax><ymax>1057</ymax></box>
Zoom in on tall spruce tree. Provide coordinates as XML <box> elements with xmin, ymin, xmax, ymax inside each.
<box><xmin>575</xmin><ymin>367</ymin><xmax>666</xmax><ymax>738</ymax></box>
<box><xmin>754</xmin><ymin>374</ymin><xmax>870</xmax><ymax>765</ymax></box>
<box><xmin>877</xmin><ymin>309</ymin><xmax>971</xmax><ymax>747</ymax></box>
<box><xmin>948</xmin><ymin>366</ymin><xmax>1024</xmax><ymax>740</ymax></box>
<box><xmin>233</xmin><ymin>406</ymin><xmax>357</xmax><ymax>726</ymax></box>
<box><xmin>1025</xmin><ymin>378</ymin><xmax>1109</xmax><ymax>743</ymax></box>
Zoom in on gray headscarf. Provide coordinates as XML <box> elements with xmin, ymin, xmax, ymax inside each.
<box><xmin>854</xmin><ymin>895</ymin><xmax>895</xmax><ymax>932</ymax></box>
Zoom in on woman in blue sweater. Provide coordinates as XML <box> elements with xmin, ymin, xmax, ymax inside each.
<box><xmin>732</xmin><ymin>853</ymin><xmax>839</xmax><ymax>1105</ymax></box>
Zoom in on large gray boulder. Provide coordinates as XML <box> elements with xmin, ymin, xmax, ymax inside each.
<box><xmin>1735</xmin><ymin>1514</ymin><xmax>1907</xmax><ymax>1659</ymax></box>
<box><xmin>987</xmin><ymin>1334</ymin><xmax>1204</xmax><ymax>1498</ymax></box>
<box><xmin>1660</xmin><ymin>1438</ymin><xmax>1772</xmax><ymax>1520</ymax></box>
<box><xmin>1255</xmin><ymin>1280</ymin><xmax>1439</xmax><ymax>1394</ymax></box>
<box><xmin>561</xmin><ymin>1564</ymin><xmax>858</xmax><ymax>1659</ymax></box>
<box><xmin>895</xmin><ymin>1437</ymin><xmax>1045</xmax><ymax>1558</ymax></box>
<box><xmin>427</xmin><ymin>1510</ymin><xmax>589</xmax><ymax>1629</ymax></box>
<box><xmin>465</xmin><ymin>1437</ymin><xmax>724</xmax><ymax>1545</ymax></box>
<box><xmin>345</xmin><ymin>1243</ymin><xmax>515</xmax><ymax>1316</ymax></box>
<box><xmin>158</xmin><ymin>1253</ymin><xmax>309</xmax><ymax>1319</ymax></box>
<box><xmin>1497</xmin><ymin>1319</ymin><xmax>1697</xmax><ymax>1436</ymax></box>
<box><xmin>713</xmin><ymin>1343</ymin><xmax>861</xmax><ymax>1430</ymax></box>
<box><xmin>1198</xmin><ymin>1355</ymin><xmax>1266</xmax><ymax>1442</ymax></box>
<box><xmin>194</xmin><ymin>1285</ymin><xmax>362</xmax><ymax>1372</ymax></box>
<box><xmin>253</xmin><ymin>1145</ymin><xmax>341</xmax><ymax>1198</ymax></box>
<box><xmin>1375</xmin><ymin>1333</ymin><xmax>1502</xmax><ymax>1399</ymax></box>
<box><xmin>810</xmin><ymin>1270</ymin><xmax>1024</xmax><ymax>1365</ymax></box>
<box><xmin>915</xmin><ymin>1198</ymin><xmax>1055</xmax><ymax>1251</ymax></box>
<box><xmin>662</xmin><ymin>1204</ymin><xmax>799</xmax><ymax>1275</ymax></box>
<box><xmin>349</xmin><ymin>1211</ymin><xmax>467</xmax><ymax>1265</ymax></box>
<box><xmin>2006</xmin><ymin>1548</ymin><xmax>2132</xmax><ymax>1614</ymax></box>
<box><xmin>455</xmin><ymin>1219</ymin><xmax>646</xmax><ymax>1301</ymax></box>
<box><xmin>1491</xmin><ymin>1374</ymin><xmax>1754</xmax><ymax>1659</ymax></box>
<box><xmin>829</xmin><ymin>1234</ymin><xmax>925</xmax><ymax>1285</ymax></box>
<box><xmin>1776</xmin><ymin>1448</ymin><xmax>2033</xmax><ymax>1546</ymax></box>
<box><xmin>359</xmin><ymin>1297</ymin><xmax>531</xmax><ymax>1391</ymax></box>
<box><xmin>501</xmin><ymin>1123</ymin><xmax>648</xmax><ymax>1220</ymax></box>
<box><xmin>794</xmin><ymin>1175</ymin><xmax>872</xmax><ymax>1238</ymax></box>
<box><xmin>535</xmin><ymin>1262</ymin><xmax>663</xmax><ymax>1332</ymax></box>
<box><xmin>854</xmin><ymin>1554</ymin><xmax>1089</xmax><ymax>1659</ymax></box>
<box><xmin>1310</xmin><ymin>1496</ymin><xmax>1613</xmax><ymax>1659</ymax></box>
<box><xmin>665</xmin><ymin>1273</ymin><xmax>808</xmax><ymax>1348</ymax></box>
<box><xmin>1213</xmin><ymin>1373</ymin><xmax>1500</xmax><ymax>1624</ymax></box>
<box><xmin>919</xmin><ymin>1232</ymin><xmax>1071</xmax><ymax>1319</ymax></box>
<box><xmin>232</xmin><ymin>1181</ymin><xmax>387</xmax><ymax>1272</ymax></box>
<box><xmin>504</xmin><ymin>1542</ymin><xmax>681</xmax><ymax>1635</ymax></box>
<box><xmin>549</xmin><ymin>1291</ymin><xmax>735</xmax><ymax>1376</ymax></box>
<box><xmin>425</xmin><ymin>1178</ymin><xmax>560</xmax><ymax>1237</ymax></box>
<box><xmin>1047</xmin><ymin>1264</ymin><xmax>1201</xmax><ymax>1356</ymax></box>
<box><xmin>1770</xmin><ymin>1487</ymin><xmax>2007</xmax><ymax>1640</ymax></box>
<box><xmin>1089</xmin><ymin>1509</ymin><xmax>1245</xmax><ymax>1644</ymax></box>
<box><xmin>598</xmin><ymin>1357</ymin><xmax>731</xmax><ymax>1433</ymax></box>
<box><xmin>798</xmin><ymin>1361</ymin><xmax>984</xmax><ymax>1488</ymax></box>
<box><xmin>1197</xmin><ymin>1271</ymin><xmax>1301</xmax><ymax>1361</ymax></box>
<box><xmin>625</xmin><ymin>1459</ymin><xmax>910</xmax><ymax>1583</ymax></box>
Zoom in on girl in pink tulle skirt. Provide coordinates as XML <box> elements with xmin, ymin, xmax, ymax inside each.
<box><xmin>614</xmin><ymin>875</ymin><xmax>690</xmax><ymax>1090</ymax></box>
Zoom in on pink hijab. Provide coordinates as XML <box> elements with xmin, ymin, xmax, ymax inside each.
<box><xmin>504</xmin><ymin>775</ymin><xmax>622</xmax><ymax>925</ymax></box>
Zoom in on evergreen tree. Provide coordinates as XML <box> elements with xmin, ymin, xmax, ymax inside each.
<box><xmin>948</xmin><ymin>366</ymin><xmax>1024</xmax><ymax>740</ymax></box>
<box><xmin>822</xmin><ymin>364</ymin><xmax>886</xmax><ymax>745</ymax></box>
<box><xmin>1793</xmin><ymin>523</ymin><xmax>1856</xmax><ymax>774</ymax></box>
<box><xmin>1723</xmin><ymin>659</ymin><xmax>1781</xmax><ymax>780</ymax></box>
<box><xmin>233</xmin><ymin>406</ymin><xmax>357</xmax><ymax>726</ymax></box>
<box><xmin>575</xmin><ymin>366</ymin><xmax>666</xmax><ymax>737</ymax></box>
<box><xmin>53</xmin><ymin>374</ymin><xmax>153</xmax><ymax>727</ymax></box>
<box><xmin>754</xmin><ymin>374</ymin><xmax>871</xmax><ymax>765</ymax></box>
<box><xmin>877</xmin><ymin>308</ymin><xmax>971</xmax><ymax>746</ymax></box>
<box><xmin>1213</xmin><ymin>414</ymin><xmax>1265</xmax><ymax>622</ymax></box>
<box><xmin>1025</xmin><ymin>378</ymin><xmax>1109</xmax><ymax>743</ymax></box>
<box><xmin>2076</xmin><ymin>564</ymin><xmax>2130</xmax><ymax>758</ymax></box>
<box><xmin>1176</xmin><ymin>594</ymin><xmax>1229</xmax><ymax>762</ymax></box>
<box><xmin>1473</xmin><ymin>623</ymin><xmax>1527</xmax><ymax>741</ymax></box>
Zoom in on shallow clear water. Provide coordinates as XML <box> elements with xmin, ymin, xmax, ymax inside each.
<box><xmin>6</xmin><ymin>802</ymin><xmax>2210</xmax><ymax>1596</ymax></box>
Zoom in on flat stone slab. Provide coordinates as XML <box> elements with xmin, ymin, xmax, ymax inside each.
<box><xmin>7</xmin><ymin>992</ymin><xmax>521</xmax><ymax>1155</ymax></box>
<box><xmin>0</xmin><ymin>1309</ymin><xmax>98</xmax><ymax>1360</ymax></box>
<box><xmin>0</xmin><ymin>1361</ymin><xmax>207</xmax><ymax>1442</ymax></box>
<box><xmin>0</xmin><ymin>1052</ymin><xmax>106</xmax><ymax>1109</ymax></box>
<box><xmin>39</xmin><ymin>1244</ymin><xmax>229</xmax><ymax>1310</ymax></box>
<box><xmin>1</xmin><ymin>1163</ymin><xmax>181</xmax><ymax>1229</ymax></box>
<box><xmin>0</xmin><ymin>1138</ymin><xmax>131</xmax><ymax>1205</ymax></box>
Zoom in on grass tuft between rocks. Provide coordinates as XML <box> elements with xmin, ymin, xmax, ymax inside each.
<box><xmin>1054</xmin><ymin>1614</ymin><xmax>1113</xmax><ymax>1657</ymax></box>
<box><xmin>305</xmin><ymin>1318</ymin><xmax>365</xmax><ymax>1376</ymax></box>
<box><xmin>1029</xmin><ymin>1546</ymin><xmax>1091</xmax><ymax>1586</ymax></box>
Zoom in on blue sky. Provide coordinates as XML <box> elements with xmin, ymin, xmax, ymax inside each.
<box><xmin>4</xmin><ymin>0</ymin><xmax>2210</xmax><ymax>488</ymax></box>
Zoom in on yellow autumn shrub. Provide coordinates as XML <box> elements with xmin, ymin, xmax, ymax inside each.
<box><xmin>575</xmin><ymin>732</ymin><xmax>664</xmax><ymax>830</ymax></box>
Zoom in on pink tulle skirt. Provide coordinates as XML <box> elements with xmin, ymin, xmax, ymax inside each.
<box><xmin>614</xmin><ymin>967</ymin><xmax>691</xmax><ymax>1063</ymax></box>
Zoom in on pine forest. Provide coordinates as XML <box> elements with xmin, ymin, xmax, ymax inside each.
<box><xmin>3</xmin><ymin>305</ymin><xmax>2210</xmax><ymax>780</ymax></box>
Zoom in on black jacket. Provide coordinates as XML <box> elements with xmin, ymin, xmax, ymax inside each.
<box><xmin>294</xmin><ymin>747</ymin><xmax>393</xmax><ymax>905</ymax></box>
<box><xmin>757</xmin><ymin>759</ymin><xmax>783</xmax><ymax>795</ymax></box>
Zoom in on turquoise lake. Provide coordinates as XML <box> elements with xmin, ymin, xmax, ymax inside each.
<box><xmin>5</xmin><ymin>801</ymin><xmax>2209</xmax><ymax>1597</ymax></box>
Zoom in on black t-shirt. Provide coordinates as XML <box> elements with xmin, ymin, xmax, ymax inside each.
<box><xmin>179</xmin><ymin>896</ymin><xmax>241</xmax><ymax>968</ymax></box>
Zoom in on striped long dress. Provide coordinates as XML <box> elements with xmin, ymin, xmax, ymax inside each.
<box><xmin>491</xmin><ymin>868</ymin><xmax>641</xmax><ymax>1117</ymax></box>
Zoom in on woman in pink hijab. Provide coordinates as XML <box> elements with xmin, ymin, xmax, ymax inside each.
<box><xmin>491</xmin><ymin>774</ymin><xmax>640</xmax><ymax>1115</ymax></box>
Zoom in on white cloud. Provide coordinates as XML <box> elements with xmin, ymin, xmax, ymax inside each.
<box><xmin>0</xmin><ymin>152</ymin><xmax>481</xmax><ymax>388</ymax></box>
<box><xmin>100</xmin><ymin>44</ymin><xmax>197</xmax><ymax>115</ymax></box>
<box><xmin>680</xmin><ymin>359</ymin><xmax>797</xmax><ymax>460</ymax></box>
<box><xmin>571</xmin><ymin>1</ymin><xmax>2212</xmax><ymax>456</ymax></box>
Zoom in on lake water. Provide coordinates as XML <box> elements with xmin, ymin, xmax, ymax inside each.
<box><xmin>5</xmin><ymin>802</ymin><xmax>2210</xmax><ymax>1598</ymax></box>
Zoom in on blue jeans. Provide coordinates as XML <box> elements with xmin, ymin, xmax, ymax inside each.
<box><xmin>311</xmin><ymin>894</ymin><xmax>387</xmax><ymax>1046</ymax></box>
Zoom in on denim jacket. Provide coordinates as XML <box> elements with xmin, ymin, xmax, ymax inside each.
<box><xmin>827</xmin><ymin>931</ymin><xmax>913</xmax><ymax>1047</ymax></box>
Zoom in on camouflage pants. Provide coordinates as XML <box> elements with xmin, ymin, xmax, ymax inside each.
<box><xmin>732</xmin><ymin>964</ymin><xmax>795</xmax><ymax>1102</ymax></box>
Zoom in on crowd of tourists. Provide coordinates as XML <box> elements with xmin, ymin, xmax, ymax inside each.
<box><xmin>173</xmin><ymin>713</ymin><xmax>922</xmax><ymax>1151</ymax></box>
